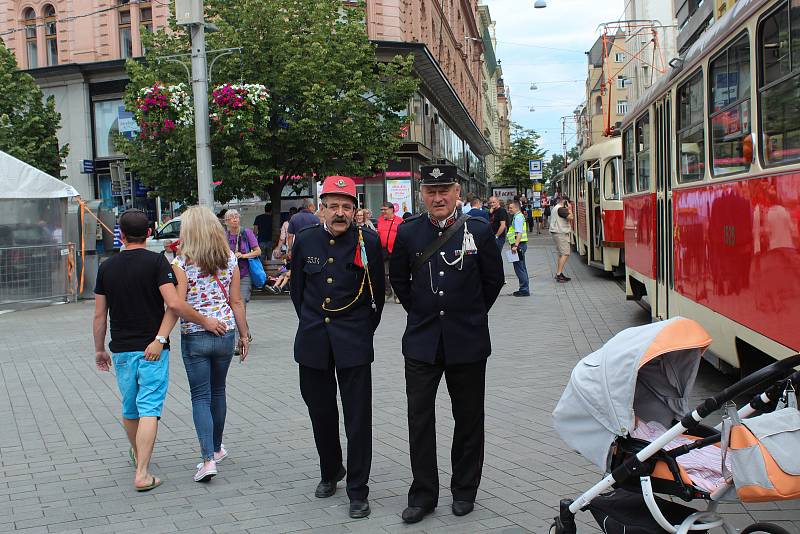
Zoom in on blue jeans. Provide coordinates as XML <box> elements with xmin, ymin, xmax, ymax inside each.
<box><xmin>181</xmin><ymin>331</ymin><xmax>236</xmax><ymax>460</ymax></box>
<box><xmin>513</xmin><ymin>242</ymin><xmax>529</xmax><ymax>294</ymax></box>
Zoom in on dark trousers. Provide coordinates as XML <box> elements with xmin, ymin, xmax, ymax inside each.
<box><xmin>299</xmin><ymin>363</ymin><xmax>372</xmax><ymax>501</ymax></box>
<box><xmin>405</xmin><ymin>357</ymin><xmax>487</xmax><ymax>508</ymax></box>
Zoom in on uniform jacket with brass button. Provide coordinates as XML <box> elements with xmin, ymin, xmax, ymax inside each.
<box><xmin>290</xmin><ymin>223</ymin><xmax>385</xmax><ymax>369</ymax></box>
<box><xmin>389</xmin><ymin>214</ymin><xmax>504</xmax><ymax>365</ymax></box>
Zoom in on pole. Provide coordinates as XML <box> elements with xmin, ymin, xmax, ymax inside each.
<box><xmin>189</xmin><ymin>4</ymin><xmax>214</xmax><ymax>209</ymax></box>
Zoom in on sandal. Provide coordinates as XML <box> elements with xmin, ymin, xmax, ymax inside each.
<box><xmin>129</xmin><ymin>447</ymin><xmax>137</xmax><ymax>467</ymax></box>
<box><xmin>134</xmin><ymin>475</ymin><xmax>162</xmax><ymax>492</ymax></box>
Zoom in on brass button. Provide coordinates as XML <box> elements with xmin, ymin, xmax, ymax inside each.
<box><xmin>329</xmin><ymin>239</ymin><xmax>335</xmax><ymax>245</ymax></box>
<box><xmin>327</xmin><ymin>257</ymin><xmax>334</xmax><ymax>264</ymax></box>
<box><xmin>439</xmin><ymin>310</ymin><xmax>445</xmax><ymax>316</ymax></box>
<box><xmin>324</xmin><ymin>317</ymin><xmax>331</xmax><ymax>324</ymax></box>
<box><xmin>326</xmin><ymin>277</ymin><xmax>333</xmax><ymax>284</ymax></box>
<box><xmin>438</xmin><ymin>290</ymin><xmax>444</xmax><ymax>296</ymax></box>
<box><xmin>439</xmin><ymin>271</ymin><xmax>444</xmax><ymax>277</ymax></box>
<box><xmin>325</xmin><ymin>297</ymin><xmax>331</xmax><ymax>304</ymax></box>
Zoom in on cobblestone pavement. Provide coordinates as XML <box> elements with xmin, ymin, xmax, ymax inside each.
<box><xmin>1</xmin><ymin>234</ymin><xmax>798</xmax><ymax>533</ymax></box>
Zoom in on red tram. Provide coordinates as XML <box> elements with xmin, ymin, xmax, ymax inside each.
<box><xmin>621</xmin><ymin>0</ymin><xmax>800</xmax><ymax>373</ymax></box>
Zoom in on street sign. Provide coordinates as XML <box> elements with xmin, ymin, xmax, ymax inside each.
<box><xmin>529</xmin><ymin>159</ymin><xmax>543</xmax><ymax>181</ymax></box>
<box><xmin>81</xmin><ymin>160</ymin><xmax>94</xmax><ymax>174</ymax></box>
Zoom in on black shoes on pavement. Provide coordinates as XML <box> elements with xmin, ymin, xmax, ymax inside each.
<box><xmin>402</xmin><ymin>505</ymin><xmax>434</xmax><ymax>524</ymax></box>
<box><xmin>512</xmin><ymin>290</ymin><xmax>530</xmax><ymax>297</ymax></box>
<box><xmin>555</xmin><ymin>273</ymin><xmax>571</xmax><ymax>283</ymax></box>
<box><xmin>349</xmin><ymin>499</ymin><xmax>370</xmax><ymax>519</ymax></box>
<box><xmin>451</xmin><ymin>500</ymin><xmax>475</xmax><ymax>516</ymax></box>
<box><xmin>314</xmin><ymin>466</ymin><xmax>346</xmax><ymax>498</ymax></box>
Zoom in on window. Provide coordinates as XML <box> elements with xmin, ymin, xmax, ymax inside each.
<box><xmin>595</xmin><ymin>95</ymin><xmax>602</xmax><ymax>115</ymax></box>
<box><xmin>118</xmin><ymin>1</ymin><xmax>132</xmax><ymax>59</ymax></box>
<box><xmin>23</xmin><ymin>8</ymin><xmax>37</xmax><ymax>69</ymax></box>
<box><xmin>140</xmin><ymin>3</ymin><xmax>153</xmax><ymax>54</ymax></box>
<box><xmin>759</xmin><ymin>1</ymin><xmax>800</xmax><ymax>165</ymax></box>
<box><xmin>709</xmin><ymin>34</ymin><xmax>751</xmax><ymax>175</ymax></box>
<box><xmin>604</xmin><ymin>156</ymin><xmax>621</xmax><ymax>200</ymax></box>
<box><xmin>615</xmin><ymin>52</ymin><xmax>625</xmax><ymax>63</ymax></box>
<box><xmin>623</xmin><ymin>127</ymin><xmax>636</xmax><ymax>194</ymax></box>
<box><xmin>617</xmin><ymin>100</ymin><xmax>628</xmax><ymax>115</ymax></box>
<box><xmin>677</xmin><ymin>70</ymin><xmax>705</xmax><ymax>182</ymax></box>
<box><xmin>617</xmin><ymin>76</ymin><xmax>626</xmax><ymax>89</ymax></box>
<box><xmin>93</xmin><ymin>100</ymin><xmax>126</xmax><ymax>158</ymax></box>
<box><xmin>636</xmin><ymin>114</ymin><xmax>651</xmax><ymax>192</ymax></box>
<box><xmin>43</xmin><ymin>5</ymin><xmax>57</xmax><ymax>66</ymax></box>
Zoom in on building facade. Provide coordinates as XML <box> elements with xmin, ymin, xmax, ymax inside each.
<box><xmin>496</xmin><ymin>70</ymin><xmax>511</xmax><ymax>156</ymax></box>
<box><xmin>577</xmin><ymin>33</ymin><xmax>630</xmax><ymax>153</ymax></box>
<box><xmin>621</xmin><ymin>1</ymin><xmax>679</xmax><ymax>104</ymax></box>
<box><xmin>2</xmin><ymin>0</ymin><xmax>492</xmax><ymax>216</ymax></box>
<box><xmin>673</xmin><ymin>0</ymin><xmax>741</xmax><ymax>54</ymax></box>
<box><xmin>477</xmin><ymin>2</ymin><xmax>499</xmax><ymax>184</ymax></box>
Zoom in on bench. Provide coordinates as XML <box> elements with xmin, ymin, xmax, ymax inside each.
<box><xmin>253</xmin><ymin>259</ymin><xmax>290</xmax><ymax>297</ymax></box>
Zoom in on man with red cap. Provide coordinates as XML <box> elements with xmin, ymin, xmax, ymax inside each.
<box><xmin>290</xmin><ymin>175</ymin><xmax>385</xmax><ymax>519</ymax></box>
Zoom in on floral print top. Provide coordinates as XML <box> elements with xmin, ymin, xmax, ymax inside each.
<box><xmin>173</xmin><ymin>252</ymin><xmax>238</xmax><ymax>334</ymax></box>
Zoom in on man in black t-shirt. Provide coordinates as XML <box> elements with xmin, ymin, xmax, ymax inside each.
<box><xmin>93</xmin><ymin>209</ymin><xmax>226</xmax><ymax>492</ymax></box>
<box><xmin>253</xmin><ymin>203</ymin><xmax>273</xmax><ymax>260</ymax></box>
<box><xmin>488</xmin><ymin>196</ymin><xmax>508</xmax><ymax>250</ymax></box>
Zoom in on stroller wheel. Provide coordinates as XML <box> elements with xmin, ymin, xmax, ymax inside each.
<box><xmin>741</xmin><ymin>523</ymin><xmax>793</xmax><ymax>534</ymax></box>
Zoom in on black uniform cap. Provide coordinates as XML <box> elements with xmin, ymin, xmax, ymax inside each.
<box><xmin>419</xmin><ymin>164</ymin><xmax>459</xmax><ymax>185</ymax></box>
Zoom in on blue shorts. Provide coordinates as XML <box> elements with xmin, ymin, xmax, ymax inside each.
<box><xmin>111</xmin><ymin>350</ymin><xmax>169</xmax><ymax>419</ymax></box>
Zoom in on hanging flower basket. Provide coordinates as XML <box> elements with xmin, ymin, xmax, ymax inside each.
<box><xmin>134</xmin><ymin>82</ymin><xmax>194</xmax><ymax>139</ymax></box>
<box><xmin>210</xmin><ymin>83</ymin><xmax>270</xmax><ymax>137</ymax></box>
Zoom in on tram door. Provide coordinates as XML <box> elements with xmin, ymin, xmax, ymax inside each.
<box><xmin>587</xmin><ymin>159</ymin><xmax>603</xmax><ymax>264</ymax></box>
<box><xmin>654</xmin><ymin>96</ymin><xmax>674</xmax><ymax>320</ymax></box>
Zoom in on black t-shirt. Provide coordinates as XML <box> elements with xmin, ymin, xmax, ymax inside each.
<box><xmin>94</xmin><ymin>249</ymin><xmax>176</xmax><ymax>353</ymax></box>
<box><xmin>490</xmin><ymin>207</ymin><xmax>509</xmax><ymax>235</ymax></box>
<box><xmin>253</xmin><ymin>213</ymin><xmax>273</xmax><ymax>243</ymax></box>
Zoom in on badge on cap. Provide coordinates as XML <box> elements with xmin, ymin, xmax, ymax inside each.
<box><xmin>429</xmin><ymin>168</ymin><xmax>444</xmax><ymax>179</ymax></box>
<box><xmin>336</xmin><ymin>179</ymin><xmax>346</xmax><ymax>188</ymax></box>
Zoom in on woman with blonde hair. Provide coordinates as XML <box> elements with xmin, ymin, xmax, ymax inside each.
<box><xmin>355</xmin><ymin>208</ymin><xmax>375</xmax><ymax>231</ymax></box>
<box><xmin>172</xmin><ymin>206</ymin><xmax>249</xmax><ymax>482</ymax></box>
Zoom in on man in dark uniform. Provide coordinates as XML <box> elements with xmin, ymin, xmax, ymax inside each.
<box><xmin>290</xmin><ymin>175</ymin><xmax>385</xmax><ymax>519</ymax></box>
<box><xmin>390</xmin><ymin>164</ymin><xmax>504</xmax><ymax>524</ymax></box>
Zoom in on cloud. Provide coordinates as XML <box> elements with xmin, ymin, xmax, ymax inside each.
<box><xmin>483</xmin><ymin>0</ymin><xmax>623</xmax><ymax>160</ymax></box>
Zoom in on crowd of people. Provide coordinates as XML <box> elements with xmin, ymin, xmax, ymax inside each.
<box><xmin>92</xmin><ymin>172</ymin><xmax>575</xmax><ymax>522</ymax></box>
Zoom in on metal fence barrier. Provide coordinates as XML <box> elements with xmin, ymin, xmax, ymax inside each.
<box><xmin>0</xmin><ymin>243</ymin><xmax>73</xmax><ymax>309</ymax></box>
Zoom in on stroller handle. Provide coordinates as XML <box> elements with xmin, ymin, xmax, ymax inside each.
<box><xmin>681</xmin><ymin>354</ymin><xmax>800</xmax><ymax>428</ymax></box>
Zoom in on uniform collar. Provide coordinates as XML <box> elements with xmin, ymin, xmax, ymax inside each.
<box><xmin>429</xmin><ymin>209</ymin><xmax>458</xmax><ymax>229</ymax></box>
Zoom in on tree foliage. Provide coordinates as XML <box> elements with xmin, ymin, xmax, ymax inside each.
<box><xmin>0</xmin><ymin>39</ymin><xmax>68</xmax><ymax>177</ymax></box>
<box><xmin>119</xmin><ymin>0</ymin><xmax>418</xmax><ymax>239</ymax></box>
<box><xmin>496</xmin><ymin>123</ymin><xmax>546</xmax><ymax>194</ymax></box>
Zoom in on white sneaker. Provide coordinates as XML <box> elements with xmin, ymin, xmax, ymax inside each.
<box><xmin>194</xmin><ymin>460</ymin><xmax>217</xmax><ymax>482</ymax></box>
<box><xmin>214</xmin><ymin>445</ymin><xmax>228</xmax><ymax>463</ymax></box>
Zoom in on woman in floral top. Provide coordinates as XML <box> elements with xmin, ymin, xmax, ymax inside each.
<box><xmin>171</xmin><ymin>206</ymin><xmax>249</xmax><ymax>483</ymax></box>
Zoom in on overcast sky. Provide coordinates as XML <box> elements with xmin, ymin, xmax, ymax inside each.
<box><xmin>482</xmin><ymin>0</ymin><xmax>624</xmax><ymax>161</ymax></box>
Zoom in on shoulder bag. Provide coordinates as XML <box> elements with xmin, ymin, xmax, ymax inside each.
<box><xmin>239</xmin><ymin>230</ymin><xmax>267</xmax><ymax>288</ymax></box>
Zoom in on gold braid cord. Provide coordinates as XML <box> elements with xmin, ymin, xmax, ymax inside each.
<box><xmin>320</xmin><ymin>227</ymin><xmax>376</xmax><ymax>313</ymax></box>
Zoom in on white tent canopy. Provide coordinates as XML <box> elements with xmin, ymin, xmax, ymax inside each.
<box><xmin>0</xmin><ymin>151</ymin><xmax>78</xmax><ymax>199</ymax></box>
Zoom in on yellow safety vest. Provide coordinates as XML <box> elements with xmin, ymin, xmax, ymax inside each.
<box><xmin>506</xmin><ymin>213</ymin><xmax>528</xmax><ymax>244</ymax></box>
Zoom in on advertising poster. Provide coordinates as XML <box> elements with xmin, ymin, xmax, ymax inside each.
<box><xmin>386</xmin><ymin>179</ymin><xmax>413</xmax><ymax>214</ymax></box>
<box><xmin>492</xmin><ymin>188</ymin><xmax>517</xmax><ymax>202</ymax></box>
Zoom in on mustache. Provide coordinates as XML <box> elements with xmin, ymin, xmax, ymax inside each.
<box><xmin>331</xmin><ymin>216</ymin><xmax>349</xmax><ymax>224</ymax></box>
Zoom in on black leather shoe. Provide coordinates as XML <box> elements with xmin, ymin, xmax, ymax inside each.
<box><xmin>314</xmin><ymin>466</ymin><xmax>346</xmax><ymax>498</ymax></box>
<box><xmin>451</xmin><ymin>500</ymin><xmax>474</xmax><ymax>516</ymax></box>
<box><xmin>349</xmin><ymin>499</ymin><xmax>370</xmax><ymax>519</ymax></box>
<box><xmin>402</xmin><ymin>505</ymin><xmax>434</xmax><ymax>524</ymax></box>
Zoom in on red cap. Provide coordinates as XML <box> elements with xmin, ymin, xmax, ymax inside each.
<box><xmin>320</xmin><ymin>175</ymin><xmax>357</xmax><ymax>201</ymax></box>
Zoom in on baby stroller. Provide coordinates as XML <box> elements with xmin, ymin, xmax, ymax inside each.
<box><xmin>551</xmin><ymin>317</ymin><xmax>800</xmax><ymax>534</ymax></box>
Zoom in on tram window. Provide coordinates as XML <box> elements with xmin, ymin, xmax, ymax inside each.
<box><xmin>709</xmin><ymin>34</ymin><xmax>752</xmax><ymax>176</ymax></box>
<box><xmin>623</xmin><ymin>127</ymin><xmax>636</xmax><ymax>194</ymax></box>
<box><xmin>677</xmin><ymin>71</ymin><xmax>706</xmax><ymax>182</ymax></box>
<box><xmin>636</xmin><ymin>114</ymin><xmax>651</xmax><ymax>191</ymax></box>
<box><xmin>604</xmin><ymin>157</ymin><xmax>621</xmax><ymax>200</ymax></box>
<box><xmin>759</xmin><ymin>1</ymin><xmax>800</xmax><ymax>166</ymax></box>
<box><xmin>588</xmin><ymin>160</ymin><xmax>601</xmax><ymax>204</ymax></box>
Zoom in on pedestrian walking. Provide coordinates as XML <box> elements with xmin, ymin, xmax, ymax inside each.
<box><xmin>93</xmin><ymin>209</ymin><xmax>227</xmax><ymax>492</ymax></box>
<box><xmin>286</xmin><ymin>200</ymin><xmax>319</xmax><ymax>258</ymax></box>
<box><xmin>550</xmin><ymin>196</ymin><xmax>574</xmax><ymax>282</ymax></box>
<box><xmin>389</xmin><ymin>164</ymin><xmax>504</xmax><ymax>524</ymax></box>
<box><xmin>252</xmin><ymin>203</ymin><xmax>273</xmax><ymax>262</ymax></box>
<box><xmin>488</xmin><ymin>196</ymin><xmax>508</xmax><ymax>251</ymax></box>
<box><xmin>507</xmin><ymin>200</ymin><xmax>530</xmax><ymax>297</ymax></box>
<box><xmin>172</xmin><ymin>207</ymin><xmax>250</xmax><ymax>481</ymax></box>
<box><xmin>465</xmin><ymin>197</ymin><xmax>490</xmax><ymax>221</ymax></box>
<box><xmin>290</xmin><ymin>175</ymin><xmax>385</xmax><ymax>519</ymax></box>
<box><xmin>377</xmin><ymin>201</ymin><xmax>404</xmax><ymax>303</ymax></box>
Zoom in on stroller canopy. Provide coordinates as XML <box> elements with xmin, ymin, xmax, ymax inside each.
<box><xmin>552</xmin><ymin>317</ymin><xmax>712</xmax><ymax>471</ymax></box>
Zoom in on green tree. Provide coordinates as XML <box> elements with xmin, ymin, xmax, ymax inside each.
<box><xmin>0</xmin><ymin>39</ymin><xmax>68</xmax><ymax>177</ymax></box>
<box><xmin>496</xmin><ymin>124</ymin><xmax>546</xmax><ymax>195</ymax></box>
<box><xmin>120</xmin><ymin>0</ymin><xmax>418</xmax><ymax>241</ymax></box>
<box><xmin>544</xmin><ymin>153</ymin><xmax>565</xmax><ymax>184</ymax></box>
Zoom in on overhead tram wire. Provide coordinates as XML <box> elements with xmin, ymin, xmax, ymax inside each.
<box><xmin>1</xmin><ymin>0</ymin><xmax>152</xmax><ymax>37</ymax></box>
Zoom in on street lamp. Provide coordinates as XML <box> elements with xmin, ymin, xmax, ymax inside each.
<box><xmin>534</xmin><ymin>0</ymin><xmax>547</xmax><ymax>7</ymax></box>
